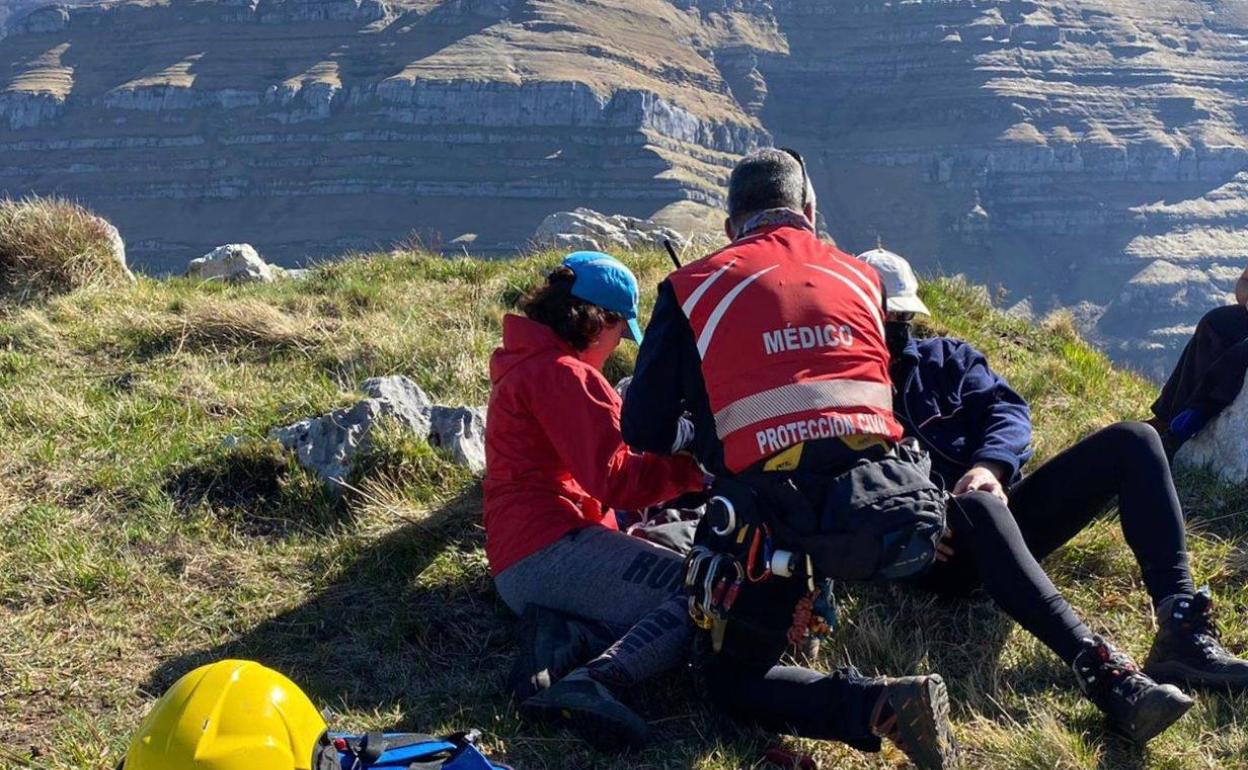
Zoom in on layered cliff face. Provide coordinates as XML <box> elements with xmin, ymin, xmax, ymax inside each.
<box><xmin>4</xmin><ymin>0</ymin><xmax>1248</xmax><ymax>374</ymax></box>
<box><xmin>0</xmin><ymin>0</ymin><xmax>772</xmax><ymax>268</ymax></box>
<box><xmin>736</xmin><ymin>0</ymin><xmax>1248</xmax><ymax>375</ymax></box>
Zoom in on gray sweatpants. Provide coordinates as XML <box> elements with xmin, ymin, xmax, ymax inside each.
<box><xmin>495</xmin><ymin>526</ymin><xmax>691</xmax><ymax>687</ymax></box>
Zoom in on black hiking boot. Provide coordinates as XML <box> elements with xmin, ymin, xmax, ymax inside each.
<box><xmin>519</xmin><ymin>669</ymin><xmax>648</xmax><ymax>752</ymax></box>
<box><xmin>1071</xmin><ymin>635</ymin><xmax>1194</xmax><ymax>743</ymax></box>
<box><xmin>508</xmin><ymin>605</ymin><xmax>617</xmax><ymax>702</ymax></box>
<box><xmin>870</xmin><ymin>675</ymin><xmax>958</xmax><ymax>770</ymax></box>
<box><xmin>1145</xmin><ymin>587</ymin><xmax>1248</xmax><ymax>690</ymax></box>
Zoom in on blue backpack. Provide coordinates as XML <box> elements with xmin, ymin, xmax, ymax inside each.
<box><xmin>331</xmin><ymin>730</ymin><xmax>512</xmax><ymax>770</ymax></box>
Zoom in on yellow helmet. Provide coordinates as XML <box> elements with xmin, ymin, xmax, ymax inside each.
<box><xmin>123</xmin><ymin>659</ymin><xmax>337</xmax><ymax>770</ymax></box>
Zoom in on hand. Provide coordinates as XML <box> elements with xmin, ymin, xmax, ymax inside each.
<box><xmin>953</xmin><ymin>464</ymin><xmax>1009</xmax><ymax>506</ymax></box>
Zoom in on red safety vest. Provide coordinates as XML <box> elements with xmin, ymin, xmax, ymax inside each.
<box><xmin>669</xmin><ymin>224</ymin><xmax>903</xmax><ymax>472</ymax></box>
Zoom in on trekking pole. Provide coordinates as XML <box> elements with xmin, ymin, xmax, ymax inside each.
<box><xmin>663</xmin><ymin>239</ymin><xmax>682</xmax><ymax>270</ymax></box>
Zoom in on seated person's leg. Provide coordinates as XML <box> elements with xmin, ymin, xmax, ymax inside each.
<box><xmin>1154</xmin><ymin>305</ymin><xmax>1248</xmax><ymax>424</ymax></box>
<box><xmin>495</xmin><ymin>527</ymin><xmax>692</xmax><ymax>749</ymax></box>
<box><xmin>1009</xmin><ymin>422</ymin><xmax>1195</xmax><ymax>602</ymax></box>
<box><xmin>1173</xmin><ymin>338</ymin><xmax>1248</xmax><ymax>438</ymax></box>
<box><xmin>704</xmin><ymin>659</ymin><xmax>955</xmax><ymax>768</ymax></box>
<box><xmin>697</xmin><ymin>569</ymin><xmax>956</xmax><ymax>769</ymax></box>
<box><xmin>495</xmin><ymin>526</ymin><xmax>684</xmax><ymax>627</ymax></box>
<box><xmin>942</xmin><ymin>491</ymin><xmax>1193</xmax><ymax>743</ymax></box>
<box><xmin>944</xmin><ymin>491</ymin><xmax>1092</xmax><ymax>663</ymax></box>
<box><xmin>1007</xmin><ymin>421</ymin><xmax>1248</xmax><ymax>689</ymax></box>
<box><xmin>521</xmin><ymin>592</ymin><xmax>691</xmax><ymax>751</ymax></box>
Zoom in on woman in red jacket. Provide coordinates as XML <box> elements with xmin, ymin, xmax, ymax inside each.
<box><xmin>485</xmin><ymin>251</ymin><xmax>706</xmax><ymax>751</ymax></box>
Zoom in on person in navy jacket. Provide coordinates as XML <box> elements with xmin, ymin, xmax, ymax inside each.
<box><xmin>861</xmin><ymin>249</ymin><xmax>1248</xmax><ymax>704</ymax></box>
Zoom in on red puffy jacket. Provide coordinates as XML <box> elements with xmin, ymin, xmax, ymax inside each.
<box><xmin>483</xmin><ymin>315</ymin><xmax>706</xmax><ymax>576</ymax></box>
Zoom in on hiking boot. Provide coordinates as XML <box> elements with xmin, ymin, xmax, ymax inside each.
<box><xmin>519</xmin><ymin>669</ymin><xmax>648</xmax><ymax>752</ymax></box>
<box><xmin>508</xmin><ymin>605</ymin><xmax>617</xmax><ymax>702</ymax></box>
<box><xmin>1071</xmin><ymin>635</ymin><xmax>1193</xmax><ymax>743</ymax></box>
<box><xmin>1145</xmin><ymin>587</ymin><xmax>1248</xmax><ymax>690</ymax></box>
<box><xmin>870</xmin><ymin>675</ymin><xmax>958</xmax><ymax>770</ymax></box>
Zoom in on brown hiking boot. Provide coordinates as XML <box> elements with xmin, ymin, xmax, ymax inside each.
<box><xmin>870</xmin><ymin>675</ymin><xmax>959</xmax><ymax>769</ymax></box>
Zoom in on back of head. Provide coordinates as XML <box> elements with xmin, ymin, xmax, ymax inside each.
<box><xmin>727</xmin><ymin>148</ymin><xmax>813</xmax><ymax>224</ymax></box>
<box><xmin>124</xmin><ymin>659</ymin><xmax>334</xmax><ymax>770</ymax></box>
<box><xmin>519</xmin><ymin>266</ymin><xmax>621</xmax><ymax>351</ymax></box>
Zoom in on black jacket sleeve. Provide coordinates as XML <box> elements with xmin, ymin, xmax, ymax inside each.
<box><xmin>621</xmin><ymin>280</ymin><xmax>690</xmax><ymax>454</ymax></box>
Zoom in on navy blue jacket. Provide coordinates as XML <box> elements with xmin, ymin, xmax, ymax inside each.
<box><xmin>892</xmin><ymin>337</ymin><xmax>1033</xmax><ymax>490</ymax></box>
<box><xmin>622</xmin><ymin>280</ymin><xmax>728</xmax><ymax>475</ymax></box>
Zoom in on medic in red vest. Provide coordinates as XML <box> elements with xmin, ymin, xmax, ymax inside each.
<box><xmin>620</xmin><ymin>150</ymin><xmax>957</xmax><ymax>769</ymax></box>
<box><xmin>623</xmin><ymin>151</ymin><xmax>902</xmax><ymax>475</ymax></box>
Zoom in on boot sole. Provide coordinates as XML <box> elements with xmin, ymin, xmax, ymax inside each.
<box><xmin>520</xmin><ymin>692</ymin><xmax>648</xmax><ymax>753</ymax></box>
<box><xmin>1117</xmin><ymin>685</ymin><xmax>1195</xmax><ymax>744</ymax></box>
<box><xmin>893</xmin><ymin>675</ymin><xmax>959</xmax><ymax>770</ymax></box>
<box><xmin>1146</xmin><ymin>660</ymin><xmax>1248</xmax><ymax>691</ymax></box>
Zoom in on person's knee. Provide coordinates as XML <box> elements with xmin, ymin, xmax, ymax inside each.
<box><xmin>948</xmin><ymin>490</ymin><xmax>1003</xmax><ymax>529</ymax></box>
<box><xmin>1107</xmin><ymin>421</ymin><xmax>1167</xmax><ymax>465</ymax></box>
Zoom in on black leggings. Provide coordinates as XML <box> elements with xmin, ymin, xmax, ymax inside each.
<box><xmin>919</xmin><ymin>421</ymin><xmax>1195</xmax><ymax>662</ymax></box>
<box><xmin>700</xmin><ymin>574</ymin><xmax>884</xmax><ymax>751</ymax></box>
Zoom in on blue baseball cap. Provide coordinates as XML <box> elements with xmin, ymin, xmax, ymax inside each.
<box><xmin>562</xmin><ymin>251</ymin><xmax>644</xmax><ymax>343</ymax></box>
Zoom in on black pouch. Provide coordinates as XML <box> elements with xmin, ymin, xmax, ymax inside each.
<box><xmin>767</xmin><ymin>441</ymin><xmax>947</xmax><ymax>582</ymax></box>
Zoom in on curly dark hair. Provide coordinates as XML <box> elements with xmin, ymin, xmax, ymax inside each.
<box><xmin>519</xmin><ymin>267</ymin><xmax>622</xmax><ymax>351</ymax></box>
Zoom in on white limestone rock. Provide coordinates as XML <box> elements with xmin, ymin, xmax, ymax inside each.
<box><xmin>361</xmin><ymin>374</ymin><xmax>433</xmax><ymax>435</ymax></box>
<box><xmin>428</xmin><ymin>405</ymin><xmax>487</xmax><ymax>473</ymax></box>
<box><xmin>270</xmin><ymin>375</ymin><xmax>486</xmax><ymax>486</ymax></box>
<box><xmin>100</xmin><ymin>219</ymin><xmax>137</xmax><ymax>284</ymax></box>
<box><xmin>1176</xmin><ymin>380</ymin><xmax>1248</xmax><ymax>484</ymax></box>
<box><xmin>186</xmin><ymin>244</ymin><xmax>282</xmax><ymax>284</ymax></box>
<box><xmin>533</xmin><ymin>208</ymin><xmax>686</xmax><ymax>254</ymax></box>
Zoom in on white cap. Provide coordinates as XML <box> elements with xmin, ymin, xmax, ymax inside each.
<box><xmin>857</xmin><ymin>248</ymin><xmax>931</xmax><ymax>317</ymax></box>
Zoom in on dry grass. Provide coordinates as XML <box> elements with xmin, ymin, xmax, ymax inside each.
<box><xmin>0</xmin><ymin>249</ymin><xmax>1245</xmax><ymax>770</ymax></box>
<box><xmin>0</xmin><ymin>196</ymin><xmax>134</xmax><ymax>301</ymax></box>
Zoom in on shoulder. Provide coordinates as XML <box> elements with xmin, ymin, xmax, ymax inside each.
<box><xmin>915</xmin><ymin>337</ymin><xmax>988</xmax><ymax>372</ymax></box>
<box><xmin>550</xmin><ymin>354</ymin><xmax>617</xmax><ymax>399</ymax></box>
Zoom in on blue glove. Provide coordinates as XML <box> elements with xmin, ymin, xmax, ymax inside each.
<box><xmin>1169</xmin><ymin>408</ymin><xmax>1209</xmax><ymax>441</ymax></box>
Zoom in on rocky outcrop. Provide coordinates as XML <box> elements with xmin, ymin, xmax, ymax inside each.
<box><xmin>270</xmin><ymin>375</ymin><xmax>485</xmax><ymax>487</ymax></box>
<box><xmin>186</xmin><ymin>244</ymin><xmax>283</xmax><ymax>284</ymax></box>
<box><xmin>533</xmin><ymin>208</ymin><xmax>687</xmax><ymax>253</ymax></box>
<box><xmin>3</xmin><ymin>3</ymin><xmax>63</xmax><ymax>37</ymax></box>
<box><xmin>0</xmin><ymin>0</ymin><xmax>767</xmax><ymax>271</ymax></box>
<box><xmin>1176</xmin><ymin>380</ymin><xmax>1248</xmax><ymax>484</ymax></box>
<box><xmin>1097</xmin><ymin>260</ymin><xmax>1238</xmax><ymax>378</ymax></box>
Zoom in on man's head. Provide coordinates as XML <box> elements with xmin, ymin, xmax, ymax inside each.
<box><xmin>725</xmin><ymin>148</ymin><xmax>817</xmax><ymax>240</ymax></box>
<box><xmin>858</xmin><ymin>248</ymin><xmax>930</xmax><ymax>358</ymax></box>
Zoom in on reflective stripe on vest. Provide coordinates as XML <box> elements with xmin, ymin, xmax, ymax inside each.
<box><xmin>696</xmin><ymin>264</ymin><xmax>779</xmax><ymax>358</ymax></box>
<box><xmin>806</xmin><ymin>263</ymin><xmax>886</xmax><ymax>340</ymax></box>
<box><xmin>713</xmin><ymin>379</ymin><xmax>894</xmax><ymax>438</ymax></box>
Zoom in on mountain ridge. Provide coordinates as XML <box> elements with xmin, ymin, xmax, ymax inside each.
<box><xmin>6</xmin><ymin>0</ymin><xmax>1248</xmax><ymax>374</ymax></box>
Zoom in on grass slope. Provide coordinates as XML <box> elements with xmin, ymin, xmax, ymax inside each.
<box><xmin>0</xmin><ymin>249</ymin><xmax>1246</xmax><ymax>770</ymax></box>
